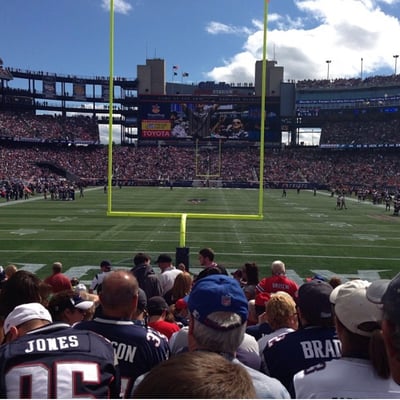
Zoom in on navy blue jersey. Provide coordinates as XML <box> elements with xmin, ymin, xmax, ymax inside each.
<box><xmin>262</xmin><ymin>326</ymin><xmax>341</xmax><ymax>397</ymax></box>
<box><xmin>75</xmin><ymin>316</ymin><xmax>170</xmax><ymax>397</ymax></box>
<box><xmin>0</xmin><ymin>322</ymin><xmax>120</xmax><ymax>398</ymax></box>
<box><xmin>246</xmin><ymin>322</ymin><xmax>272</xmax><ymax>341</ymax></box>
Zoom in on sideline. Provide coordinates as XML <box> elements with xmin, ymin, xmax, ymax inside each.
<box><xmin>0</xmin><ymin>187</ymin><xmax>102</xmax><ymax>207</ymax></box>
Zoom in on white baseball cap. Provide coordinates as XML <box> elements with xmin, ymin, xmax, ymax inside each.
<box><xmin>4</xmin><ymin>303</ymin><xmax>53</xmax><ymax>335</ymax></box>
<box><xmin>330</xmin><ymin>279</ymin><xmax>382</xmax><ymax>337</ymax></box>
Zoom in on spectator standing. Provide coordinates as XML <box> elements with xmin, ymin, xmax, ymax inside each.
<box><xmin>130</xmin><ymin>252</ymin><xmax>163</xmax><ymax>299</ymax></box>
<box><xmin>155</xmin><ymin>253</ymin><xmax>182</xmax><ymax>295</ymax></box>
<box><xmin>163</xmin><ymin>271</ymin><xmax>193</xmax><ymax>306</ymax></box>
<box><xmin>89</xmin><ymin>260</ymin><xmax>112</xmax><ymax>294</ymax></box>
<box><xmin>0</xmin><ymin>303</ymin><xmax>120</xmax><ymax>398</ymax></box>
<box><xmin>44</xmin><ymin>261</ymin><xmax>72</xmax><ymax>293</ymax></box>
<box><xmin>241</xmin><ymin>262</ymin><xmax>260</xmax><ymax>300</ymax></box>
<box><xmin>185</xmin><ymin>274</ymin><xmax>290</xmax><ymax>398</ymax></box>
<box><xmin>294</xmin><ymin>279</ymin><xmax>398</xmax><ymax>398</ymax></box>
<box><xmin>367</xmin><ymin>272</ymin><xmax>400</xmax><ymax>385</ymax></box>
<box><xmin>198</xmin><ymin>247</ymin><xmax>228</xmax><ymax>275</ymax></box>
<box><xmin>255</xmin><ymin>260</ymin><xmax>298</xmax><ymax>315</ymax></box>
<box><xmin>74</xmin><ymin>270</ymin><xmax>169</xmax><ymax>398</ymax></box>
<box><xmin>262</xmin><ymin>279</ymin><xmax>341</xmax><ymax>396</ymax></box>
<box><xmin>147</xmin><ymin>296</ymin><xmax>180</xmax><ymax>339</ymax></box>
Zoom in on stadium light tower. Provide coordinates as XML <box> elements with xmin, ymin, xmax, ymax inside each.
<box><xmin>326</xmin><ymin>60</ymin><xmax>331</xmax><ymax>80</ymax></box>
<box><xmin>393</xmin><ymin>55</ymin><xmax>399</xmax><ymax>75</ymax></box>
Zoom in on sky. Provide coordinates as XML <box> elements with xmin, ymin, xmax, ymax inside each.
<box><xmin>2</xmin><ymin>0</ymin><xmax>400</xmax><ymax>143</ymax></box>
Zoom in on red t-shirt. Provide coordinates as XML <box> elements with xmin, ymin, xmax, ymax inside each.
<box><xmin>148</xmin><ymin>320</ymin><xmax>180</xmax><ymax>339</ymax></box>
<box><xmin>255</xmin><ymin>275</ymin><xmax>298</xmax><ymax>306</ymax></box>
<box><xmin>44</xmin><ymin>272</ymin><xmax>72</xmax><ymax>293</ymax></box>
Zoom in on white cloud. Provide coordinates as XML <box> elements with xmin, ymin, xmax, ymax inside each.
<box><xmin>206</xmin><ymin>0</ymin><xmax>400</xmax><ymax>82</ymax></box>
<box><xmin>205</xmin><ymin>21</ymin><xmax>253</xmax><ymax>36</ymax></box>
<box><xmin>101</xmin><ymin>0</ymin><xmax>132</xmax><ymax>15</ymax></box>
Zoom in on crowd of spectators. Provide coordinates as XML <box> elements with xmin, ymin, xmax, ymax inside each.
<box><xmin>1</xmin><ymin>109</ymin><xmax>400</xmax><ymax>197</ymax></box>
<box><xmin>1</xmin><ymin>143</ymin><xmax>400</xmax><ymax>197</ymax></box>
<box><xmin>320</xmin><ymin>118</ymin><xmax>400</xmax><ymax>145</ymax></box>
<box><xmin>296</xmin><ymin>73</ymin><xmax>400</xmax><ymax>90</ymax></box>
<box><xmin>0</xmin><ymin>111</ymin><xmax>99</xmax><ymax>143</ymax></box>
<box><xmin>1</xmin><ymin>253</ymin><xmax>400</xmax><ymax>397</ymax></box>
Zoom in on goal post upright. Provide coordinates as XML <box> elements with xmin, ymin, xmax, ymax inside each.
<box><xmin>106</xmin><ymin>0</ymin><xmax>269</xmax><ymax>248</ymax></box>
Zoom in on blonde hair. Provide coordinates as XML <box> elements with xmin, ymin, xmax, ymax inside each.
<box><xmin>265</xmin><ymin>292</ymin><xmax>297</xmax><ymax>330</ymax></box>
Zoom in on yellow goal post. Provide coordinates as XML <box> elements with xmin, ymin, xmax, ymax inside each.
<box><xmin>106</xmin><ymin>0</ymin><xmax>269</xmax><ymax>247</ymax></box>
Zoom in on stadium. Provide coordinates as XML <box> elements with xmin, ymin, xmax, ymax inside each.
<box><xmin>0</xmin><ymin>58</ymin><xmax>399</xmax><ymax>284</ymax></box>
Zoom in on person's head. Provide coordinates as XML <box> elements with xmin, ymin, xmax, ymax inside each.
<box><xmin>198</xmin><ymin>248</ymin><xmax>215</xmax><ymax>267</ymax></box>
<box><xmin>367</xmin><ymin>272</ymin><xmax>400</xmax><ymax>383</ymax></box>
<box><xmin>328</xmin><ymin>276</ymin><xmax>342</xmax><ymax>289</ymax></box>
<box><xmin>70</xmin><ymin>277</ymin><xmax>80</xmax><ymax>287</ymax></box>
<box><xmin>155</xmin><ymin>253</ymin><xmax>173</xmax><ymax>272</ymax></box>
<box><xmin>3</xmin><ymin>302</ymin><xmax>52</xmax><ymax>343</ymax></box>
<box><xmin>132</xmin><ymin>288</ymin><xmax>147</xmax><ymax>320</ymax></box>
<box><xmin>296</xmin><ymin>280</ymin><xmax>334</xmax><ymax>327</ymax></box>
<box><xmin>100</xmin><ymin>270</ymin><xmax>139</xmax><ymax>319</ymax></box>
<box><xmin>100</xmin><ymin>260</ymin><xmax>112</xmax><ymax>272</ymax></box>
<box><xmin>133</xmin><ymin>252</ymin><xmax>151</xmax><ymax>267</ymax></box>
<box><xmin>194</xmin><ymin>266</ymin><xmax>226</xmax><ymax>282</ymax></box>
<box><xmin>4</xmin><ymin>264</ymin><xmax>17</xmax><ymax>280</ymax></box>
<box><xmin>231</xmin><ymin>118</ymin><xmax>243</xmax><ymax>132</ymax></box>
<box><xmin>265</xmin><ymin>292</ymin><xmax>298</xmax><ymax>331</ymax></box>
<box><xmin>147</xmin><ymin>296</ymin><xmax>169</xmax><ymax>318</ymax></box>
<box><xmin>52</xmin><ymin>261</ymin><xmax>63</xmax><ymax>273</ymax></box>
<box><xmin>231</xmin><ymin>269</ymin><xmax>243</xmax><ymax>283</ymax></box>
<box><xmin>133</xmin><ymin>350</ymin><xmax>256</xmax><ymax>398</ymax></box>
<box><xmin>171</xmin><ymin>271</ymin><xmax>193</xmax><ymax>300</ymax></box>
<box><xmin>271</xmin><ymin>260</ymin><xmax>286</xmax><ymax>276</ymax></box>
<box><xmin>187</xmin><ymin>275</ymin><xmax>248</xmax><ymax>354</ymax></box>
<box><xmin>177</xmin><ymin>262</ymin><xmax>187</xmax><ymax>272</ymax></box>
<box><xmin>48</xmin><ymin>290</ymin><xmax>94</xmax><ymax>325</ymax></box>
<box><xmin>0</xmin><ymin>270</ymin><xmax>47</xmax><ymax>318</ymax></box>
<box><xmin>331</xmin><ymin>279</ymin><xmax>388</xmax><ymax>378</ymax></box>
<box><xmin>242</xmin><ymin>262</ymin><xmax>259</xmax><ymax>284</ymax></box>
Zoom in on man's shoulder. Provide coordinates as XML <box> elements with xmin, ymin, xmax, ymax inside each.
<box><xmin>75</xmin><ymin>318</ymin><xmax>168</xmax><ymax>345</ymax></box>
<box><xmin>233</xmin><ymin>359</ymin><xmax>290</xmax><ymax>398</ymax></box>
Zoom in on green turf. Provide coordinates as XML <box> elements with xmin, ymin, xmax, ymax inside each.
<box><xmin>0</xmin><ymin>187</ymin><xmax>399</xmax><ymax>284</ymax></box>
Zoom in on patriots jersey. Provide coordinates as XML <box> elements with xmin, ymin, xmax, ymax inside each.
<box><xmin>294</xmin><ymin>357</ymin><xmax>400</xmax><ymax>398</ymax></box>
<box><xmin>75</xmin><ymin>316</ymin><xmax>170</xmax><ymax>398</ymax></box>
<box><xmin>262</xmin><ymin>326</ymin><xmax>341</xmax><ymax>397</ymax></box>
<box><xmin>0</xmin><ymin>322</ymin><xmax>120</xmax><ymax>398</ymax></box>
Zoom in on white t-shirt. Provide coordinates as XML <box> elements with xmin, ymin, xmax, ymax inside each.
<box><xmin>294</xmin><ymin>357</ymin><xmax>400</xmax><ymax>398</ymax></box>
<box><xmin>159</xmin><ymin>267</ymin><xmax>182</xmax><ymax>295</ymax></box>
<box><xmin>89</xmin><ymin>270</ymin><xmax>112</xmax><ymax>293</ymax></box>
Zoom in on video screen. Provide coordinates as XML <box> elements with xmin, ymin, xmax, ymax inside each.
<box><xmin>138</xmin><ymin>95</ymin><xmax>281</xmax><ymax>143</ymax></box>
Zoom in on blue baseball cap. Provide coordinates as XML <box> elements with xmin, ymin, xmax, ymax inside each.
<box><xmin>188</xmin><ymin>275</ymin><xmax>248</xmax><ymax>330</ymax></box>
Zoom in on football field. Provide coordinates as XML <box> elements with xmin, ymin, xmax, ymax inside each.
<box><xmin>0</xmin><ymin>187</ymin><xmax>399</xmax><ymax>286</ymax></box>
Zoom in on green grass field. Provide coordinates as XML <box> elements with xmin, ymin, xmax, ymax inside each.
<box><xmin>0</xmin><ymin>187</ymin><xmax>399</xmax><ymax>286</ymax></box>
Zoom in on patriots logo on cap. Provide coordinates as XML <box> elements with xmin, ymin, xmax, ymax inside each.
<box><xmin>221</xmin><ymin>295</ymin><xmax>232</xmax><ymax>307</ymax></box>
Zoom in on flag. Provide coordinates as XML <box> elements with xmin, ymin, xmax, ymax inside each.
<box><xmin>173</xmin><ymin>65</ymin><xmax>179</xmax><ymax>70</ymax></box>
<box><xmin>182</xmin><ymin>72</ymin><xmax>189</xmax><ymax>77</ymax></box>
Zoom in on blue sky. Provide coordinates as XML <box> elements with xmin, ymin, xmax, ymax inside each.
<box><xmin>2</xmin><ymin>0</ymin><xmax>400</xmax><ymax>85</ymax></box>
